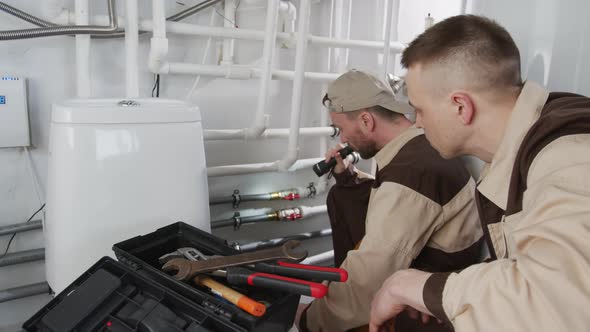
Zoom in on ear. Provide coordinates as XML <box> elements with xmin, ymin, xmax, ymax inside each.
<box><xmin>450</xmin><ymin>92</ymin><xmax>475</xmax><ymax>125</ymax></box>
<box><xmin>358</xmin><ymin>111</ymin><xmax>376</xmax><ymax>133</ymax></box>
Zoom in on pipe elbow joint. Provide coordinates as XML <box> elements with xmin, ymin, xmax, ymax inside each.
<box><xmin>148</xmin><ymin>37</ymin><xmax>170</xmax><ymax>74</ymax></box>
<box><xmin>278</xmin><ymin>148</ymin><xmax>299</xmax><ymax>172</ymax></box>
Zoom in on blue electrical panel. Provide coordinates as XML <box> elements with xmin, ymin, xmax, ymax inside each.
<box><xmin>0</xmin><ymin>95</ymin><xmax>5</xmax><ymax>104</ymax></box>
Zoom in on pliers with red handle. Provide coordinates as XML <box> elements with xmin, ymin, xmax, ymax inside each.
<box><xmin>215</xmin><ymin>261</ymin><xmax>348</xmax><ymax>298</ymax></box>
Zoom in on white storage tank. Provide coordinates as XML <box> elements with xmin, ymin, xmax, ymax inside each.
<box><xmin>44</xmin><ymin>98</ymin><xmax>210</xmax><ymax>293</ymax></box>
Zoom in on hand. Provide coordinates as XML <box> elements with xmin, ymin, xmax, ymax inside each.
<box><xmin>369</xmin><ymin>269</ymin><xmax>433</xmax><ymax>332</ymax></box>
<box><xmin>295</xmin><ymin>303</ymin><xmax>310</xmax><ymax>331</ymax></box>
<box><xmin>369</xmin><ymin>289</ymin><xmax>407</xmax><ymax>332</ymax></box>
<box><xmin>324</xmin><ymin>144</ymin><xmax>349</xmax><ymax>174</ymax></box>
<box><xmin>406</xmin><ymin>307</ymin><xmax>442</xmax><ymax>325</ymax></box>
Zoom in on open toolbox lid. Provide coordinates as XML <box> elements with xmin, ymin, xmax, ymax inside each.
<box><xmin>111</xmin><ymin>222</ymin><xmax>300</xmax><ymax>332</ymax></box>
<box><xmin>22</xmin><ymin>257</ymin><xmax>245</xmax><ymax>332</ymax></box>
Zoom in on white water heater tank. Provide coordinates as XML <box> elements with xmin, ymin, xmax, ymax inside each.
<box><xmin>45</xmin><ymin>98</ymin><xmax>210</xmax><ymax>293</ymax></box>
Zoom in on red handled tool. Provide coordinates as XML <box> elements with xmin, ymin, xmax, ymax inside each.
<box><xmin>252</xmin><ymin>261</ymin><xmax>348</xmax><ymax>282</ymax></box>
<box><xmin>219</xmin><ymin>267</ymin><xmax>329</xmax><ymax>298</ymax></box>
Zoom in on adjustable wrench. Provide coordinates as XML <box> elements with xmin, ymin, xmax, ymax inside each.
<box><xmin>162</xmin><ymin>240</ymin><xmax>307</xmax><ymax>281</ymax></box>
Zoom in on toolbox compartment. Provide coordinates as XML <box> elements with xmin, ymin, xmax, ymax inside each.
<box><xmin>23</xmin><ymin>222</ymin><xmax>300</xmax><ymax>332</ymax></box>
<box><xmin>112</xmin><ymin>221</ymin><xmax>300</xmax><ymax>331</ymax></box>
<box><xmin>23</xmin><ymin>257</ymin><xmax>244</xmax><ymax>332</ymax></box>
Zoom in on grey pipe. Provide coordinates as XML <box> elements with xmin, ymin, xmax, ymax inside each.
<box><xmin>94</xmin><ymin>0</ymin><xmax>223</xmax><ymax>39</ymax></box>
<box><xmin>0</xmin><ymin>282</ymin><xmax>50</xmax><ymax>303</ymax></box>
<box><xmin>168</xmin><ymin>0</ymin><xmax>222</xmax><ymax>22</ymax></box>
<box><xmin>0</xmin><ymin>0</ymin><xmax>117</xmax><ymax>40</ymax></box>
<box><xmin>0</xmin><ymin>248</ymin><xmax>45</xmax><ymax>267</ymax></box>
<box><xmin>234</xmin><ymin>228</ymin><xmax>333</xmax><ymax>252</ymax></box>
<box><xmin>0</xmin><ymin>219</ymin><xmax>42</xmax><ymax>237</ymax></box>
<box><xmin>0</xmin><ymin>0</ymin><xmax>222</xmax><ymax>40</ymax></box>
<box><xmin>0</xmin><ymin>2</ymin><xmax>58</xmax><ymax>27</ymax></box>
<box><xmin>211</xmin><ymin>213</ymin><xmax>277</xmax><ymax>229</ymax></box>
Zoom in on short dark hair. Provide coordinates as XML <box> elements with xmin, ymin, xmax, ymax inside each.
<box><xmin>401</xmin><ymin>15</ymin><xmax>522</xmax><ymax>90</ymax></box>
<box><xmin>345</xmin><ymin>105</ymin><xmax>403</xmax><ymax>123</ymax></box>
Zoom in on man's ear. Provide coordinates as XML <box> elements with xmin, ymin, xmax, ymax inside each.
<box><xmin>451</xmin><ymin>92</ymin><xmax>475</xmax><ymax>125</ymax></box>
<box><xmin>358</xmin><ymin>110</ymin><xmax>375</xmax><ymax>133</ymax></box>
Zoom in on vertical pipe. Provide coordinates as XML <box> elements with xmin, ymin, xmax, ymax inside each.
<box><xmin>152</xmin><ymin>0</ymin><xmax>166</xmax><ymax>38</ymax></box>
<box><xmin>246</xmin><ymin>0</ymin><xmax>280</xmax><ymax>138</ymax></box>
<box><xmin>279</xmin><ymin>0</ymin><xmax>312</xmax><ymax>170</ymax></box>
<box><xmin>333</xmin><ymin>0</ymin><xmax>344</xmax><ymax>72</ymax></box>
<box><xmin>382</xmin><ymin>0</ymin><xmax>393</xmax><ymax>79</ymax></box>
<box><xmin>344</xmin><ymin>0</ymin><xmax>352</xmax><ymax>67</ymax></box>
<box><xmin>221</xmin><ymin>0</ymin><xmax>236</xmax><ymax>65</ymax></box>
<box><xmin>75</xmin><ymin>0</ymin><xmax>90</xmax><ymax>97</ymax></box>
<box><xmin>319</xmin><ymin>0</ymin><xmax>337</xmax><ymax>192</ymax></box>
<box><xmin>125</xmin><ymin>0</ymin><xmax>139</xmax><ymax>98</ymax></box>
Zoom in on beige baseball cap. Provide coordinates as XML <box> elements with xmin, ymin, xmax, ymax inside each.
<box><xmin>323</xmin><ymin>69</ymin><xmax>414</xmax><ymax>115</ymax></box>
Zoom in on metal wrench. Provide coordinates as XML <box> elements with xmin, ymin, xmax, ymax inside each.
<box><xmin>162</xmin><ymin>240</ymin><xmax>307</xmax><ymax>281</ymax></box>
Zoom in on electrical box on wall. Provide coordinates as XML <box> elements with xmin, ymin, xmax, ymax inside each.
<box><xmin>0</xmin><ymin>75</ymin><xmax>30</xmax><ymax>147</ymax></box>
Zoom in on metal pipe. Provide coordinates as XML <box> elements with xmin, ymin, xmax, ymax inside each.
<box><xmin>211</xmin><ymin>213</ymin><xmax>277</xmax><ymax>229</ymax></box>
<box><xmin>0</xmin><ymin>282</ymin><xmax>50</xmax><ymax>304</ymax></box>
<box><xmin>234</xmin><ymin>229</ymin><xmax>333</xmax><ymax>252</ymax></box>
<box><xmin>0</xmin><ymin>2</ymin><xmax>58</xmax><ymax>27</ymax></box>
<box><xmin>0</xmin><ymin>0</ymin><xmax>117</xmax><ymax>40</ymax></box>
<box><xmin>0</xmin><ymin>220</ymin><xmax>42</xmax><ymax>237</ymax></box>
<box><xmin>0</xmin><ymin>248</ymin><xmax>45</xmax><ymax>267</ymax></box>
<box><xmin>211</xmin><ymin>204</ymin><xmax>327</xmax><ymax>229</ymax></box>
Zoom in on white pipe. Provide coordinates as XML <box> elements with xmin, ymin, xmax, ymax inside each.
<box><xmin>247</xmin><ymin>0</ymin><xmax>281</xmax><ymax>139</ymax></box>
<box><xmin>300</xmin><ymin>205</ymin><xmax>328</xmax><ymax>218</ymax></box>
<box><xmin>204</xmin><ymin>126</ymin><xmax>335</xmax><ymax>140</ymax></box>
<box><xmin>206</xmin><ymin>157</ymin><xmax>322</xmax><ymax>177</ymax></box>
<box><xmin>185</xmin><ymin>7</ymin><xmax>218</xmax><ymax>100</ymax></box>
<box><xmin>75</xmin><ymin>0</ymin><xmax>90</xmax><ymax>97</ymax></box>
<box><xmin>43</xmin><ymin>0</ymin><xmax>66</xmax><ymax>20</ymax></box>
<box><xmin>149</xmin><ymin>0</ymin><xmax>170</xmax><ymax>74</ymax></box>
<box><xmin>125</xmin><ymin>0</ymin><xmax>139</xmax><ymax>98</ymax></box>
<box><xmin>167</xmin><ymin>62</ymin><xmax>340</xmax><ymax>83</ymax></box>
<box><xmin>66</xmin><ymin>15</ymin><xmax>407</xmax><ymax>53</ymax></box>
<box><xmin>278</xmin><ymin>0</ymin><xmax>312</xmax><ymax>171</ymax></box>
<box><xmin>382</xmin><ymin>0</ymin><xmax>393</xmax><ymax>78</ymax></box>
<box><xmin>278</xmin><ymin>1</ymin><xmax>296</xmax><ymax>33</ymax></box>
<box><xmin>344</xmin><ymin>0</ymin><xmax>352</xmax><ymax>67</ymax></box>
<box><xmin>221</xmin><ymin>0</ymin><xmax>236</xmax><ymax>65</ymax></box>
<box><xmin>287</xmin><ymin>158</ymin><xmax>323</xmax><ymax>172</ymax></box>
<box><xmin>332</xmin><ymin>0</ymin><xmax>344</xmax><ymax>71</ymax></box>
<box><xmin>24</xmin><ymin>147</ymin><xmax>45</xmax><ymax>205</ymax></box>
<box><xmin>207</xmin><ymin>161</ymin><xmax>279</xmax><ymax>177</ymax></box>
<box><xmin>301</xmin><ymin>250</ymin><xmax>334</xmax><ymax>265</ymax></box>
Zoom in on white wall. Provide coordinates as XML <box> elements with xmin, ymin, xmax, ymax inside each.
<box><xmin>0</xmin><ymin>0</ymin><xmax>464</xmax><ymax>328</ymax></box>
<box><xmin>469</xmin><ymin>0</ymin><xmax>590</xmax><ymax>95</ymax></box>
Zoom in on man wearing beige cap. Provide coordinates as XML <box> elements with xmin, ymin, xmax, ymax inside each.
<box><xmin>297</xmin><ymin>69</ymin><xmax>483</xmax><ymax>331</ymax></box>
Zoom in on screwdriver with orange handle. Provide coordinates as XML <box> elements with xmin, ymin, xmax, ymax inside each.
<box><xmin>193</xmin><ymin>275</ymin><xmax>266</xmax><ymax>317</ymax></box>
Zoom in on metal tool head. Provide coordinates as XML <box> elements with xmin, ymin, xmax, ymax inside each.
<box><xmin>162</xmin><ymin>240</ymin><xmax>307</xmax><ymax>281</ymax></box>
<box><xmin>158</xmin><ymin>251</ymin><xmax>185</xmax><ymax>265</ymax></box>
<box><xmin>177</xmin><ymin>247</ymin><xmax>207</xmax><ymax>261</ymax></box>
<box><xmin>162</xmin><ymin>257</ymin><xmax>198</xmax><ymax>281</ymax></box>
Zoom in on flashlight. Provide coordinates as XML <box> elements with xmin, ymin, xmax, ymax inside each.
<box><xmin>313</xmin><ymin>146</ymin><xmax>355</xmax><ymax>177</ymax></box>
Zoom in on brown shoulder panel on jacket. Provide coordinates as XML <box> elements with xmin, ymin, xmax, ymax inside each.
<box><xmin>374</xmin><ymin>135</ymin><xmax>471</xmax><ymax>206</ymax></box>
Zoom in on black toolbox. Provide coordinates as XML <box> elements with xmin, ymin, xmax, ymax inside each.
<box><xmin>23</xmin><ymin>222</ymin><xmax>300</xmax><ymax>332</ymax></box>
